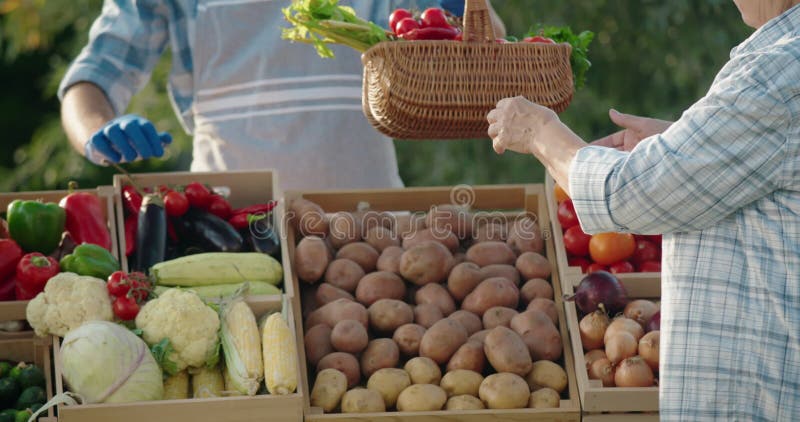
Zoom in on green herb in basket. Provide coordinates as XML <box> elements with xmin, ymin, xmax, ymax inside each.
<box><xmin>282</xmin><ymin>0</ymin><xmax>389</xmax><ymax>58</ymax></box>
<box><xmin>528</xmin><ymin>25</ymin><xmax>595</xmax><ymax>90</ymax></box>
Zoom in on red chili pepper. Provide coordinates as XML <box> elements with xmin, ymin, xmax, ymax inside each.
<box><xmin>0</xmin><ymin>239</ymin><xmax>23</xmax><ymax>281</ymax></box>
<box><xmin>228</xmin><ymin>213</ymin><xmax>250</xmax><ymax>230</ymax></box>
<box><xmin>59</xmin><ymin>192</ymin><xmax>112</xmax><ymax>251</ymax></box>
<box><xmin>15</xmin><ymin>252</ymin><xmax>59</xmax><ymax>298</ymax></box>
<box><xmin>122</xmin><ymin>185</ymin><xmax>143</xmax><ymax>215</ymax></box>
<box><xmin>124</xmin><ymin>214</ymin><xmax>137</xmax><ymax>256</ymax></box>
<box><xmin>400</xmin><ymin>26</ymin><xmax>460</xmax><ymax>41</ymax></box>
<box><xmin>231</xmin><ymin>202</ymin><xmax>278</xmax><ymax>217</ymax></box>
<box><xmin>0</xmin><ymin>276</ymin><xmax>15</xmax><ymax>301</ymax></box>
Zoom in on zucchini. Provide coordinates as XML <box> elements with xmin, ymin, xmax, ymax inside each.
<box><xmin>152</xmin><ymin>252</ymin><xmax>282</xmax><ymax>287</ymax></box>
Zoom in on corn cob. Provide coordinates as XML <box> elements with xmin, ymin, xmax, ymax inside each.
<box><xmin>163</xmin><ymin>370</ymin><xmax>190</xmax><ymax>400</ymax></box>
<box><xmin>220</xmin><ymin>299</ymin><xmax>263</xmax><ymax>395</ymax></box>
<box><xmin>152</xmin><ymin>252</ymin><xmax>283</xmax><ymax>286</ymax></box>
<box><xmin>262</xmin><ymin>311</ymin><xmax>298</xmax><ymax>395</ymax></box>
<box><xmin>222</xmin><ymin>364</ymin><xmax>245</xmax><ymax>396</ymax></box>
<box><xmin>191</xmin><ymin>365</ymin><xmax>225</xmax><ymax>398</ymax></box>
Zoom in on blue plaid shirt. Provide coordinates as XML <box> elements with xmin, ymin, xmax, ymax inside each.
<box><xmin>570</xmin><ymin>5</ymin><xmax>800</xmax><ymax>421</ymax></box>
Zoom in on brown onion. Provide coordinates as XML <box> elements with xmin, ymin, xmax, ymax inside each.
<box><xmin>588</xmin><ymin>358</ymin><xmax>615</xmax><ymax>387</ymax></box>
<box><xmin>579</xmin><ymin>310</ymin><xmax>610</xmax><ymax>351</ymax></box>
<box><xmin>623</xmin><ymin>300</ymin><xmax>659</xmax><ymax>330</ymax></box>
<box><xmin>604</xmin><ymin>317</ymin><xmax>645</xmax><ymax>344</ymax></box>
<box><xmin>605</xmin><ymin>331</ymin><xmax>638</xmax><ymax>364</ymax></box>
<box><xmin>638</xmin><ymin>331</ymin><xmax>660</xmax><ymax>372</ymax></box>
<box><xmin>584</xmin><ymin>349</ymin><xmax>608</xmax><ymax>369</ymax></box>
<box><xmin>614</xmin><ymin>356</ymin><xmax>655</xmax><ymax>387</ymax></box>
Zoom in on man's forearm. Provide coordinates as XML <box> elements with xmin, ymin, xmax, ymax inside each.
<box><xmin>61</xmin><ymin>82</ymin><xmax>115</xmax><ymax>154</ymax></box>
<box><xmin>531</xmin><ymin>120</ymin><xmax>585</xmax><ymax>196</ymax></box>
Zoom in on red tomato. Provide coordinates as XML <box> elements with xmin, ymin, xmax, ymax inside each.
<box><xmin>568</xmin><ymin>256</ymin><xmax>591</xmax><ymax>273</ymax></box>
<box><xmin>395</xmin><ymin>17</ymin><xmax>420</xmax><ymax>36</ymax></box>
<box><xmin>420</xmin><ymin>8</ymin><xmax>450</xmax><ymax>29</ymax></box>
<box><xmin>107</xmin><ymin>271</ymin><xmax>150</xmax><ymax>302</ymax></box>
<box><xmin>557</xmin><ymin>199</ymin><xmax>580</xmax><ymax>229</ymax></box>
<box><xmin>563</xmin><ymin>225</ymin><xmax>592</xmax><ymax>257</ymax></box>
<box><xmin>631</xmin><ymin>239</ymin><xmax>660</xmax><ymax>266</ymax></box>
<box><xmin>113</xmin><ymin>295</ymin><xmax>140</xmax><ymax>321</ymax></box>
<box><xmin>586</xmin><ymin>263</ymin><xmax>608</xmax><ymax>273</ymax></box>
<box><xmin>208</xmin><ymin>195</ymin><xmax>233</xmax><ymax>220</ymax></box>
<box><xmin>157</xmin><ymin>184</ymin><xmax>172</xmax><ymax>195</ymax></box>
<box><xmin>646</xmin><ymin>234</ymin><xmax>663</xmax><ymax>245</ymax></box>
<box><xmin>589</xmin><ymin>232</ymin><xmax>636</xmax><ymax>265</ymax></box>
<box><xmin>639</xmin><ymin>261</ymin><xmax>662</xmax><ymax>272</ymax></box>
<box><xmin>106</xmin><ymin>271</ymin><xmax>130</xmax><ymax>297</ymax></box>
<box><xmin>609</xmin><ymin>261</ymin><xmax>635</xmax><ymax>274</ymax></box>
<box><xmin>164</xmin><ymin>191</ymin><xmax>190</xmax><ymax>217</ymax></box>
<box><xmin>389</xmin><ymin>8</ymin><xmax>413</xmax><ymax>33</ymax></box>
<box><xmin>183</xmin><ymin>182</ymin><xmax>212</xmax><ymax>209</ymax></box>
<box><xmin>523</xmin><ymin>35</ymin><xmax>555</xmax><ymax>44</ymax></box>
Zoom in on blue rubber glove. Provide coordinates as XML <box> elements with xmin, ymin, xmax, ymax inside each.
<box><xmin>84</xmin><ymin>114</ymin><xmax>173</xmax><ymax>164</ymax></box>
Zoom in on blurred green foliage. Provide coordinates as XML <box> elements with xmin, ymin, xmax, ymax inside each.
<box><xmin>0</xmin><ymin>0</ymin><xmax>750</xmax><ymax>191</ymax></box>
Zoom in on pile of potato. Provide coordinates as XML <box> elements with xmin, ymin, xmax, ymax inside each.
<box><xmin>291</xmin><ymin>199</ymin><xmax>570</xmax><ymax>413</ymax></box>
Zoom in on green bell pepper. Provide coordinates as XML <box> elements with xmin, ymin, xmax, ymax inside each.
<box><xmin>60</xmin><ymin>243</ymin><xmax>120</xmax><ymax>279</ymax></box>
<box><xmin>6</xmin><ymin>200</ymin><xmax>66</xmax><ymax>255</ymax></box>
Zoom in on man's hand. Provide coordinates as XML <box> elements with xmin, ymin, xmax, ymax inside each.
<box><xmin>487</xmin><ymin>96</ymin><xmax>559</xmax><ymax>155</ymax></box>
<box><xmin>85</xmin><ymin>114</ymin><xmax>172</xmax><ymax>164</ymax></box>
<box><xmin>592</xmin><ymin>109</ymin><xmax>672</xmax><ymax>151</ymax></box>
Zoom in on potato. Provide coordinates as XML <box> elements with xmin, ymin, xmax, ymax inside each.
<box><xmin>511</xmin><ymin>310</ymin><xmax>563</xmax><ymax>361</ymax></box>
<box><xmin>396</xmin><ymin>384</ymin><xmax>447</xmax><ymax>411</ymax></box>
<box><xmin>447</xmin><ymin>262</ymin><xmax>484</xmax><ymax>301</ymax></box>
<box><xmin>295</xmin><ymin>236</ymin><xmax>331</xmax><ymax>283</ymax></box>
<box><xmin>356</xmin><ymin>209</ymin><xmax>394</xmax><ymax>232</ymax></box>
<box><xmin>376</xmin><ymin>246</ymin><xmax>404</xmax><ymax>274</ymax></box>
<box><xmin>305</xmin><ymin>324</ymin><xmax>333</xmax><ymax>366</ymax></box>
<box><xmin>393</xmin><ymin>323</ymin><xmax>426</xmax><ymax>356</ymax></box>
<box><xmin>328</xmin><ymin>212</ymin><xmax>361</xmax><ymax>249</ymax></box>
<box><xmin>336</xmin><ymin>242</ymin><xmax>380</xmax><ymax>272</ymax></box>
<box><xmin>506</xmin><ymin>216</ymin><xmax>544</xmax><ymax>255</ymax></box>
<box><xmin>515</xmin><ymin>252</ymin><xmax>552</xmax><ymax>280</ymax></box>
<box><xmin>367</xmin><ymin>368</ymin><xmax>411</xmax><ymax>408</ymax></box>
<box><xmin>415</xmin><ymin>283</ymin><xmax>456</xmax><ymax>316</ymax></box>
<box><xmin>473</xmin><ymin>222</ymin><xmax>507</xmax><ymax>243</ymax></box>
<box><xmin>448</xmin><ymin>310</ymin><xmax>483</xmax><ymax>336</ymax></box>
<box><xmin>364</xmin><ymin>225</ymin><xmax>401</xmax><ymax>252</ymax></box>
<box><xmin>311</xmin><ymin>368</ymin><xmax>348</xmax><ymax>413</ymax></box>
<box><xmin>400</xmin><ymin>241</ymin><xmax>454</xmax><ymax>286</ymax></box>
<box><xmin>526</xmin><ymin>298</ymin><xmax>559</xmax><ymax>325</ymax></box>
<box><xmin>331</xmin><ymin>319</ymin><xmax>369</xmax><ymax>354</ymax></box>
<box><xmin>291</xmin><ymin>198</ymin><xmax>329</xmax><ymax>237</ymax></box>
<box><xmin>414</xmin><ymin>304</ymin><xmax>444</xmax><ymax>328</ymax></box>
<box><xmin>479</xmin><ymin>373</ymin><xmax>530</xmax><ymax>409</ymax></box>
<box><xmin>446</xmin><ymin>340</ymin><xmax>486</xmax><ymax>373</ymax></box>
<box><xmin>440</xmin><ymin>369</ymin><xmax>484</xmax><ymax>397</ymax></box>
<box><xmin>355</xmin><ymin>271</ymin><xmax>406</xmax><ymax>306</ymax></box>
<box><xmin>466</xmin><ymin>241</ymin><xmax>516</xmax><ymax>267</ymax></box>
<box><xmin>420</xmin><ymin>318</ymin><xmax>469</xmax><ymax>365</ymax></box>
<box><xmin>426</xmin><ymin>204</ymin><xmax>472</xmax><ymax>238</ymax></box>
<box><xmin>468</xmin><ymin>329</ymin><xmax>491</xmax><ymax>345</ymax></box>
<box><xmin>341</xmin><ymin>388</ymin><xmax>386</xmax><ymax>413</ymax></box>
<box><xmin>360</xmin><ymin>338</ymin><xmax>400</xmax><ymax>378</ymax></box>
<box><xmin>324</xmin><ymin>259</ymin><xmax>365</xmax><ymax>292</ymax></box>
<box><xmin>511</xmin><ymin>309</ymin><xmax>554</xmax><ymax>335</ymax></box>
<box><xmin>393</xmin><ymin>213</ymin><xmax>426</xmax><ymax>239</ymax></box>
<box><xmin>484</xmin><ymin>326</ymin><xmax>533</xmax><ymax>376</ymax></box>
<box><xmin>368</xmin><ymin>299</ymin><xmax>414</xmax><ymax>333</ymax></box>
<box><xmin>305</xmin><ymin>299</ymin><xmax>368</xmax><ymax>330</ymax></box>
<box><xmin>528</xmin><ymin>388</ymin><xmax>560</xmax><ymax>409</ymax></box>
<box><xmin>452</xmin><ymin>252</ymin><xmax>467</xmax><ymax>266</ymax></box>
<box><xmin>446</xmin><ymin>394</ymin><xmax>486</xmax><ymax>410</ymax></box>
<box><xmin>317</xmin><ymin>352</ymin><xmax>361</xmax><ymax>388</ymax></box>
<box><xmin>521</xmin><ymin>278</ymin><xmax>554</xmax><ymax>302</ymax></box>
<box><xmin>479</xmin><ymin>264</ymin><xmax>521</xmax><ymax>286</ymax></box>
<box><xmin>402</xmin><ymin>227</ymin><xmax>459</xmax><ymax>252</ymax></box>
<box><xmin>461</xmin><ymin>277</ymin><xmax>520</xmax><ymax>316</ymax></box>
<box><xmin>404</xmin><ymin>357</ymin><xmax>442</xmax><ymax>385</ymax></box>
<box><xmin>526</xmin><ymin>360</ymin><xmax>568</xmax><ymax>393</ymax></box>
<box><xmin>482</xmin><ymin>306</ymin><xmax>519</xmax><ymax>330</ymax></box>
<box><xmin>315</xmin><ymin>283</ymin><xmax>355</xmax><ymax>306</ymax></box>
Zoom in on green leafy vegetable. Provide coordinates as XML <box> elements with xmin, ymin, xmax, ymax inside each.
<box><xmin>150</xmin><ymin>338</ymin><xmax>179</xmax><ymax>377</ymax></box>
<box><xmin>528</xmin><ymin>25</ymin><xmax>595</xmax><ymax>90</ymax></box>
<box><xmin>282</xmin><ymin>0</ymin><xmax>389</xmax><ymax>58</ymax></box>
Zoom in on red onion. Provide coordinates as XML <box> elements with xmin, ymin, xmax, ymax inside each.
<box><xmin>646</xmin><ymin>310</ymin><xmax>661</xmax><ymax>332</ymax></box>
<box><xmin>564</xmin><ymin>271</ymin><xmax>629</xmax><ymax>315</ymax></box>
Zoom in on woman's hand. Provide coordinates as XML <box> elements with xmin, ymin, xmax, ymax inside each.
<box><xmin>487</xmin><ymin>96</ymin><xmax>558</xmax><ymax>155</ymax></box>
<box><xmin>592</xmin><ymin>109</ymin><xmax>672</xmax><ymax>151</ymax></box>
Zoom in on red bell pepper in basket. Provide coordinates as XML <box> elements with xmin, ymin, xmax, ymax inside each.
<box><xmin>15</xmin><ymin>252</ymin><xmax>59</xmax><ymax>299</ymax></box>
<box><xmin>60</xmin><ymin>191</ymin><xmax>112</xmax><ymax>251</ymax></box>
<box><xmin>0</xmin><ymin>239</ymin><xmax>23</xmax><ymax>281</ymax></box>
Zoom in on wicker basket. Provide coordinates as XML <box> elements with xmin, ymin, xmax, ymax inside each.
<box><xmin>361</xmin><ymin>0</ymin><xmax>574</xmax><ymax>140</ymax></box>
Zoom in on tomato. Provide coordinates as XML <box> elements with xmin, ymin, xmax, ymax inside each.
<box><xmin>563</xmin><ymin>225</ymin><xmax>592</xmax><ymax>257</ymax></box>
<box><xmin>554</xmin><ymin>184</ymin><xmax>570</xmax><ymax>203</ymax></box>
<box><xmin>389</xmin><ymin>8</ymin><xmax>413</xmax><ymax>33</ymax></box>
<box><xmin>107</xmin><ymin>271</ymin><xmax>150</xmax><ymax>301</ymax></box>
<box><xmin>646</xmin><ymin>234</ymin><xmax>663</xmax><ymax>245</ymax></box>
<box><xmin>568</xmin><ymin>256</ymin><xmax>591</xmax><ymax>273</ymax></box>
<box><xmin>208</xmin><ymin>195</ymin><xmax>233</xmax><ymax>220</ymax></box>
<box><xmin>557</xmin><ymin>199</ymin><xmax>580</xmax><ymax>229</ymax></box>
<box><xmin>157</xmin><ymin>184</ymin><xmax>172</xmax><ymax>195</ymax></box>
<box><xmin>523</xmin><ymin>35</ymin><xmax>555</xmax><ymax>44</ymax></box>
<box><xmin>631</xmin><ymin>239</ymin><xmax>660</xmax><ymax>266</ymax></box>
<box><xmin>495</xmin><ymin>38</ymin><xmax>508</xmax><ymax>43</ymax></box>
<box><xmin>106</xmin><ymin>271</ymin><xmax>130</xmax><ymax>297</ymax></box>
<box><xmin>395</xmin><ymin>17</ymin><xmax>420</xmax><ymax>36</ymax></box>
<box><xmin>164</xmin><ymin>190</ymin><xmax>189</xmax><ymax>217</ymax></box>
<box><xmin>113</xmin><ymin>295</ymin><xmax>140</xmax><ymax>321</ymax></box>
<box><xmin>609</xmin><ymin>261</ymin><xmax>635</xmax><ymax>274</ymax></box>
<box><xmin>589</xmin><ymin>232</ymin><xmax>636</xmax><ymax>265</ymax></box>
<box><xmin>126</xmin><ymin>271</ymin><xmax>151</xmax><ymax>302</ymax></box>
<box><xmin>420</xmin><ymin>8</ymin><xmax>450</xmax><ymax>29</ymax></box>
<box><xmin>586</xmin><ymin>263</ymin><xmax>608</xmax><ymax>273</ymax></box>
<box><xmin>639</xmin><ymin>261</ymin><xmax>662</xmax><ymax>272</ymax></box>
<box><xmin>183</xmin><ymin>182</ymin><xmax>212</xmax><ymax>209</ymax></box>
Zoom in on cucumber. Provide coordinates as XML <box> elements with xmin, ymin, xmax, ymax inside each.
<box><xmin>152</xmin><ymin>252</ymin><xmax>282</xmax><ymax>287</ymax></box>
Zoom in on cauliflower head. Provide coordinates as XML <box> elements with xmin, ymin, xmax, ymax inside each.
<box><xmin>135</xmin><ymin>288</ymin><xmax>220</xmax><ymax>372</ymax></box>
<box><xmin>26</xmin><ymin>272</ymin><xmax>114</xmax><ymax>337</ymax></box>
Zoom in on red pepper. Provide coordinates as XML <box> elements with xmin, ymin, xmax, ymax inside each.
<box><xmin>0</xmin><ymin>239</ymin><xmax>23</xmax><ymax>281</ymax></box>
<box><xmin>231</xmin><ymin>202</ymin><xmax>278</xmax><ymax>217</ymax></box>
<box><xmin>228</xmin><ymin>213</ymin><xmax>250</xmax><ymax>230</ymax></box>
<box><xmin>125</xmin><ymin>214</ymin><xmax>137</xmax><ymax>256</ymax></box>
<box><xmin>122</xmin><ymin>185</ymin><xmax>143</xmax><ymax>215</ymax></box>
<box><xmin>523</xmin><ymin>35</ymin><xmax>555</xmax><ymax>44</ymax></box>
<box><xmin>0</xmin><ymin>217</ymin><xmax>8</xmax><ymax>239</ymax></box>
<box><xmin>59</xmin><ymin>192</ymin><xmax>112</xmax><ymax>251</ymax></box>
<box><xmin>15</xmin><ymin>282</ymin><xmax>36</xmax><ymax>301</ymax></box>
<box><xmin>400</xmin><ymin>26</ymin><xmax>460</xmax><ymax>41</ymax></box>
<box><xmin>0</xmin><ymin>276</ymin><xmax>15</xmax><ymax>301</ymax></box>
<box><xmin>15</xmin><ymin>252</ymin><xmax>59</xmax><ymax>299</ymax></box>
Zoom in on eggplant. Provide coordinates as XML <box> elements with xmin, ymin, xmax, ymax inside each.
<box><xmin>176</xmin><ymin>208</ymin><xmax>243</xmax><ymax>252</ymax></box>
<box><xmin>247</xmin><ymin>213</ymin><xmax>281</xmax><ymax>258</ymax></box>
<box><xmin>134</xmin><ymin>194</ymin><xmax>167</xmax><ymax>274</ymax></box>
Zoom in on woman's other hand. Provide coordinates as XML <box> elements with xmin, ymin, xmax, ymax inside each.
<box><xmin>487</xmin><ymin>96</ymin><xmax>558</xmax><ymax>154</ymax></box>
<box><xmin>592</xmin><ymin>109</ymin><xmax>672</xmax><ymax>151</ymax></box>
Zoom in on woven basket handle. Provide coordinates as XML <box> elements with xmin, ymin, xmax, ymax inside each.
<box><xmin>462</xmin><ymin>0</ymin><xmax>496</xmax><ymax>42</ymax></box>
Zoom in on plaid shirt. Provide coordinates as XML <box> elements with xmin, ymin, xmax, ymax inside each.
<box><xmin>570</xmin><ymin>5</ymin><xmax>800</xmax><ymax>421</ymax></box>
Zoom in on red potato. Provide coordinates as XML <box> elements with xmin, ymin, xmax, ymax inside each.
<box><xmin>506</xmin><ymin>216</ymin><xmax>544</xmax><ymax>255</ymax></box>
<box><xmin>419</xmin><ymin>318</ymin><xmax>469</xmax><ymax>365</ymax></box>
<box><xmin>317</xmin><ymin>352</ymin><xmax>361</xmax><ymax>388</ymax></box>
<box><xmin>355</xmin><ymin>271</ymin><xmax>406</xmax><ymax>306</ymax></box>
<box><xmin>361</xmin><ymin>338</ymin><xmax>400</xmax><ymax>378</ymax></box>
<box><xmin>331</xmin><ymin>319</ymin><xmax>369</xmax><ymax>354</ymax></box>
<box><xmin>461</xmin><ymin>277</ymin><xmax>520</xmax><ymax>316</ymax></box>
<box><xmin>483</xmin><ymin>326</ymin><xmax>532</xmax><ymax>376</ymax></box>
<box><xmin>368</xmin><ymin>299</ymin><xmax>414</xmax><ymax>333</ymax></box>
<box><xmin>447</xmin><ymin>262</ymin><xmax>484</xmax><ymax>301</ymax></box>
<box><xmin>328</xmin><ymin>212</ymin><xmax>361</xmax><ymax>249</ymax></box>
<box><xmin>336</xmin><ymin>242</ymin><xmax>380</xmax><ymax>273</ymax></box>
<box><xmin>482</xmin><ymin>306</ymin><xmax>518</xmax><ymax>330</ymax></box>
<box><xmin>414</xmin><ymin>304</ymin><xmax>444</xmax><ymax>328</ymax></box>
<box><xmin>295</xmin><ymin>236</ymin><xmax>331</xmax><ymax>283</ymax></box>
<box><xmin>305</xmin><ymin>298</ymin><xmax>368</xmax><ymax>330</ymax></box>
<box><xmin>448</xmin><ymin>310</ymin><xmax>483</xmax><ymax>336</ymax></box>
<box><xmin>400</xmin><ymin>241</ymin><xmax>454</xmax><ymax>286</ymax></box>
<box><xmin>324</xmin><ymin>259</ymin><xmax>365</xmax><ymax>292</ymax></box>
<box><xmin>520</xmin><ymin>278</ymin><xmax>554</xmax><ymax>302</ymax></box>
<box><xmin>415</xmin><ymin>283</ymin><xmax>456</xmax><ymax>316</ymax></box>
<box><xmin>364</xmin><ymin>225</ymin><xmax>401</xmax><ymax>252</ymax></box>
<box><xmin>446</xmin><ymin>340</ymin><xmax>486</xmax><ymax>373</ymax></box>
<box><xmin>466</xmin><ymin>241</ymin><xmax>516</xmax><ymax>267</ymax></box>
<box><xmin>515</xmin><ymin>252</ymin><xmax>552</xmax><ymax>280</ymax></box>
<box><xmin>480</xmin><ymin>264</ymin><xmax>521</xmax><ymax>286</ymax></box>
<box><xmin>426</xmin><ymin>204</ymin><xmax>472</xmax><ymax>238</ymax></box>
<box><xmin>393</xmin><ymin>323</ymin><xmax>426</xmax><ymax>356</ymax></box>
<box><xmin>473</xmin><ymin>222</ymin><xmax>508</xmax><ymax>243</ymax></box>
<box><xmin>315</xmin><ymin>283</ymin><xmax>354</xmax><ymax>306</ymax></box>
<box><xmin>290</xmin><ymin>198</ymin><xmax>329</xmax><ymax>237</ymax></box>
<box><xmin>526</xmin><ymin>298</ymin><xmax>558</xmax><ymax>325</ymax></box>
<box><xmin>402</xmin><ymin>227</ymin><xmax>460</xmax><ymax>252</ymax></box>
<box><xmin>304</xmin><ymin>324</ymin><xmax>333</xmax><ymax>366</ymax></box>
<box><xmin>376</xmin><ymin>246</ymin><xmax>404</xmax><ymax>274</ymax></box>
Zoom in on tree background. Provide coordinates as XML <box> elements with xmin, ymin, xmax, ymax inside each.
<box><xmin>0</xmin><ymin>0</ymin><xmax>750</xmax><ymax>191</ymax></box>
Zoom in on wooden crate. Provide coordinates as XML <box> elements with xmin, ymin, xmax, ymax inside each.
<box><xmin>544</xmin><ymin>173</ymin><xmax>660</xmax><ymax>283</ymax></box>
<box><xmin>0</xmin><ymin>336</ymin><xmax>56</xmax><ymax>420</ymax></box>
<box><xmin>0</xmin><ymin>186</ymin><xmax>118</xmax><ymax>323</ymax></box>
<box><xmin>582</xmin><ymin>412</ymin><xmax>660</xmax><ymax>421</ymax></box>
<box><xmin>563</xmin><ymin>275</ymin><xmax>660</xmax><ymax>413</ymax></box>
<box><xmin>52</xmin><ymin>295</ymin><xmax>304</xmax><ymax>422</ymax></box>
<box><xmin>285</xmin><ymin>184</ymin><xmax>581</xmax><ymax>421</ymax></box>
<box><xmin>111</xmin><ymin>170</ymin><xmax>292</xmax><ymax>298</ymax></box>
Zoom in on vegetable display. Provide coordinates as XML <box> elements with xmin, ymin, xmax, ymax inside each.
<box><xmin>26</xmin><ymin>272</ymin><xmax>113</xmax><ymax>337</ymax></box>
<box><xmin>6</xmin><ymin>200</ymin><xmax>65</xmax><ymax>256</ymax></box>
<box><xmin>59</xmin><ymin>243</ymin><xmax>120</xmax><ymax>280</ymax></box>
<box><xmin>59</xmin><ymin>189</ymin><xmax>112</xmax><ymax>252</ymax></box>
<box><xmin>0</xmin><ymin>359</ymin><xmax>47</xmax><ymax>420</ymax></box>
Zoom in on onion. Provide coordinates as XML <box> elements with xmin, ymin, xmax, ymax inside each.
<box><xmin>579</xmin><ymin>310</ymin><xmax>609</xmax><ymax>351</ymax></box>
<box><xmin>623</xmin><ymin>300</ymin><xmax>659</xmax><ymax>330</ymax></box>
<box><xmin>646</xmin><ymin>310</ymin><xmax>661</xmax><ymax>332</ymax></box>
<box><xmin>584</xmin><ymin>349</ymin><xmax>608</xmax><ymax>369</ymax></box>
<box><xmin>605</xmin><ymin>331</ymin><xmax>638</xmax><ymax>364</ymax></box>
<box><xmin>588</xmin><ymin>358</ymin><xmax>615</xmax><ymax>387</ymax></box>
<box><xmin>614</xmin><ymin>356</ymin><xmax>655</xmax><ymax>387</ymax></box>
<box><xmin>638</xmin><ymin>331</ymin><xmax>660</xmax><ymax>372</ymax></box>
<box><xmin>604</xmin><ymin>317</ymin><xmax>644</xmax><ymax>344</ymax></box>
<box><xmin>564</xmin><ymin>271</ymin><xmax>628</xmax><ymax>314</ymax></box>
